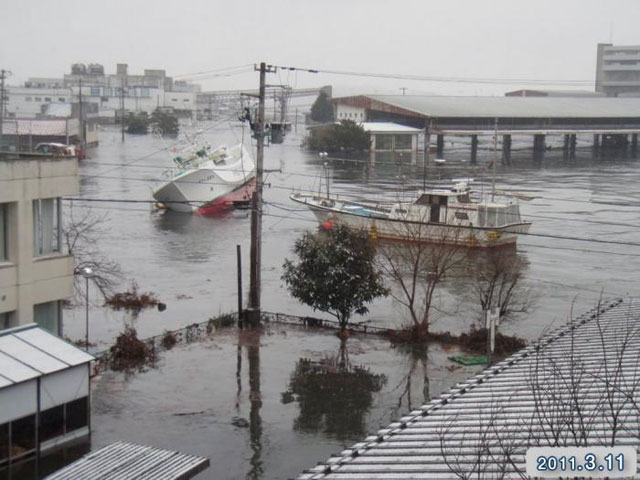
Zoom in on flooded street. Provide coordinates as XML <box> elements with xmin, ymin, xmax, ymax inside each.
<box><xmin>64</xmin><ymin>125</ymin><xmax>639</xmax><ymax>479</ymax></box>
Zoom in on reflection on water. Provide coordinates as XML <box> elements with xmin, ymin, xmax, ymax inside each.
<box><xmin>0</xmin><ymin>442</ymin><xmax>89</xmax><ymax>480</ymax></box>
<box><xmin>247</xmin><ymin>341</ymin><xmax>262</xmax><ymax>480</ymax></box>
<box><xmin>281</xmin><ymin>346</ymin><xmax>387</xmax><ymax>441</ymax></box>
<box><xmin>393</xmin><ymin>345</ymin><xmax>430</xmax><ymax>415</ymax></box>
<box><xmin>236</xmin><ymin>330</ymin><xmax>263</xmax><ymax>480</ymax></box>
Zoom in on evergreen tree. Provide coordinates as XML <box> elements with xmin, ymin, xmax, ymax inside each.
<box><xmin>151</xmin><ymin>109</ymin><xmax>179</xmax><ymax>136</ymax></box>
<box><xmin>310</xmin><ymin>91</ymin><xmax>333</xmax><ymax>123</ymax></box>
<box><xmin>282</xmin><ymin>225</ymin><xmax>388</xmax><ymax>339</ymax></box>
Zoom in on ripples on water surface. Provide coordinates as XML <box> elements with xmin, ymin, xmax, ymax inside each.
<box><xmin>58</xmin><ymin>126</ymin><xmax>640</xmax><ymax>479</ymax></box>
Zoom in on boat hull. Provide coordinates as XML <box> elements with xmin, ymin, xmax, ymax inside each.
<box><xmin>196</xmin><ymin>178</ymin><xmax>256</xmax><ymax>216</ymax></box>
<box><xmin>292</xmin><ymin>195</ymin><xmax>531</xmax><ymax>248</ymax></box>
<box><xmin>153</xmin><ymin>167</ymin><xmax>255</xmax><ymax>213</ymax></box>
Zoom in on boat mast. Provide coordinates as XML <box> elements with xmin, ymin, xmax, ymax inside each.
<box><xmin>325</xmin><ymin>162</ymin><xmax>330</xmax><ymax>199</ymax></box>
<box><xmin>491</xmin><ymin>118</ymin><xmax>497</xmax><ymax>202</ymax></box>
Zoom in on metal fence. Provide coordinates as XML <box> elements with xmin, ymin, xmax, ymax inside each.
<box><xmin>92</xmin><ymin>311</ymin><xmax>393</xmax><ymax>375</ymax></box>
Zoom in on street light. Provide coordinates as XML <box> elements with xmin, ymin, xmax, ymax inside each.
<box><xmin>81</xmin><ymin>267</ymin><xmax>92</xmax><ymax>351</ymax></box>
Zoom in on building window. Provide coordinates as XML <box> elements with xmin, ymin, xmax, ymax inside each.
<box><xmin>171</xmin><ymin>98</ymin><xmax>177</xmax><ymax>102</ymax></box>
<box><xmin>183</xmin><ymin>99</ymin><xmax>189</xmax><ymax>102</ymax></box>
<box><xmin>33</xmin><ymin>198</ymin><xmax>61</xmax><ymax>256</ymax></box>
<box><xmin>0</xmin><ymin>311</ymin><xmax>15</xmax><ymax>330</ymax></box>
<box><xmin>66</xmin><ymin>397</ymin><xmax>88</xmax><ymax>432</ymax></box>
<box><xmin>0</xmin><ymin>422</ymin><xmax>8</xmax><ymax>463</ymax></box>
<box><xmin>25</xmin><ymin>97</ymin><xmax>32</xmax><ymax>102</ymax></box>
<box><xmin>40</xmin><ymin>405</ymin><xmax>64</xmax><ymax>442</ymax></box>
<box><xmin>0</xmin><ymin>203</ymin><xmax>7</xmax><ymax>261</ymax></box>
<box><xmin>35</xmin><ymin>97</ymin><xmax>42</xmax><ymax>102</ymax></box>
<box><xmin>58</xmin><ymin>97</ymin><xmax>65</xmax><ymax>102</ymax></box>
<box><xmin>90</xmin><ymin>87</ymin><xmax>100</xmax><ymax>96</ymax></box>
<box><xmin>11</xmin><ymin>414</ymin><xmax>36</xmax><ymax>458</ymax></box>
<box><xmin>375</xmin><ymin>134</ymin><xmax>393</xmax><ymax>150</ymax></box>
<box><xmin>34</xmin><ymin>301</ymin><xmax>61</xmax><ymax>335</ymax></box>
<box><xmin>395</xmin><ymin>135</ymin><xmax>412</xmax><ymax>150</ymax></box>
<box><xmin>44</xmin><ymin>97</ymin><xmax>51</xmax><ymax>102</ymax></box>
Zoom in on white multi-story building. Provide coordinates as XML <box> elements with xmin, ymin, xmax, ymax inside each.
<box><xmin>0</xmin><ymin>153</ymin><xmax>78</xmax><ymax>335</ymax></box>
<box><xmin>4</xmin><ymin>86</ymin><xmax>73</xmax><ymax>119</ymax></box>
<box><xmin>596</xmin><ymin>43</ymin><xmax>640</xmax><ymax>96</ymax></box>
<box><xmin>61</xmin><ymin>63</ymin><xmax>199</xmax><ymax>117</ymax></box>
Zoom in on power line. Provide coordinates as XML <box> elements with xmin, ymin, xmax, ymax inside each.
<box><xmin>270</xmin><ymin>64</ymin><xmax>595</xmax><ymax>87</ymax></box>
<box><xmin>173</xmin><ymin>64</ymin><xmax>254</xmax><ymax>80</ymax></box>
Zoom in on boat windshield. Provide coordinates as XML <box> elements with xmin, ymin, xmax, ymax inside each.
<box><xmin>456</xmin><ymin>192</ymin><xmax>471</xmax><ymax>203</ymax></box>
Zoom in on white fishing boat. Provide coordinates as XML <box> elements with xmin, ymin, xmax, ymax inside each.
<box><xmin>291</xmin><ymin>180</ymin><xmax>532</xmax><ymax>248</ymax></box>
<box><xmin>153</xmin><ymin>144</ymin><xmax>255</xmax><ymax>214</ymax></box>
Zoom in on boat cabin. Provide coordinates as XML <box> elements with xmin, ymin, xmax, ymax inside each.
<box><xmin>410</xmin><ymin>187</ymin><xmax>522</xmax><ymax>227</ymax></box>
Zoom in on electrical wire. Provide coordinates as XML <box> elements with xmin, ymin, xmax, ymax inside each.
<box><xmin>270</xmin><ymin>64</ymin><xmax>596</xmax><ymax>87</ymax></box>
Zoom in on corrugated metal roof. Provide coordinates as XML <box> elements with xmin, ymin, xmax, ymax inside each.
<box><xmin>361</xmin><ymin>122</ymin><xmax>422</xmax><ymax>133</ymax></box>
<box><xmin>346</xmin><ymin>95</ymin><xmax>640</xmax><ymax>119</ymax></box>
<box><xmin>0</xmin><ymin>324</ymin><xmax>94</xmax><ymax>387</ymax></box>
<box><xmin>299</xmin><ymin>299</ymin><xmax>640</xmax><ymax>479</ymax></box>
<box><xmin>44</xmin><ymin>441</ymin><xmax>210</xmax><ymax>480</ymax></box>
<box><xmin>1</xmin><ymin>118</ymin><xmax>79</xmax><ymax>136</ymax></box>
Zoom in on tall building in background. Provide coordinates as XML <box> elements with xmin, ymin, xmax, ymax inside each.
<box><xmin>595</xmin><ymin>43</ymin><xmax>640</xmax><ymax>96</ymax></box>
<box><xmin>0</xmin><ymin>152</ymin><xmax>78</xmax><ymax>335</ymax></box>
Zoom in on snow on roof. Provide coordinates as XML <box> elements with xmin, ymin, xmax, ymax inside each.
<box><xmin>360</xmin><ymin>122</ymin><xmax>422</xmax><ymax>133</ymax></box>
<box><xmin>0</xmin><ymin>324</ymin><xmax>94</xmax><ymax>387</ymax></box>
<box><xmin>335</xmin><ymin>94</ymin><xmax>640</xmax><ymax>119</ymax></box>
<box><xmin>299</xmin><ymin>299</ymin><xmax>640</xmax><ymax>479</ymax></box>
<box><xmin>45</xmin><ymin>441</ymin><xmax>210</xmax><ymax>480</ymax></box>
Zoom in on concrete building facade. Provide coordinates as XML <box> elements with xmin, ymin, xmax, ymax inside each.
<box><xmin>60</xmin><ymin>63</ymin><xmax>200</xmax><ymax>118</ymax></box>
<box><xmin>595</xmin><ymin>43</ymin><xmax>640</xmax><ymax>96</ymax></box>
<box><xmin>0</xmin><ymin>153</ymin><xmax>78</xmax><ymax>335</ymax></box>
<box><xmin>4</xmin><ymin>87</ymin><xmax>73</xmax><ymax>119</ymax></box>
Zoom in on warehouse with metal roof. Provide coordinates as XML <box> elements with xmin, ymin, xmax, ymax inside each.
<box><xmin>333</xmin><ymin>95</ymin><xmax>640</xmax><ymax>161</ymax></box>
<box><xmin>299</xmin><ymin>299</ymin><xmax>640</xmax><ymax>479</ymax></box>
<box><xmin>0</xmin><ymin>324</ymin><xmax>94</xmax><ymax>472</ymax></box>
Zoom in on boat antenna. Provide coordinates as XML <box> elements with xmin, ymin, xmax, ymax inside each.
<box><xmin>324</xmin><ymin>161</ymin><xmax>330</xmax><ymax>198</ymax></box>
<box><xmin>491</xmin><ymin>117</ymin><xmax>497</xmax><ymax>202</ymax></box>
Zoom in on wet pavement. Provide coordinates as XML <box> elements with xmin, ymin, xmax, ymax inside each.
<box><xmin>55</xmin><ymin>124</ymin><xmax>640</xmax><ymax>479</ymax></box>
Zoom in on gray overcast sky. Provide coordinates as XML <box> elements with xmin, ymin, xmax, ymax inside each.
<box><xmin>1</xmin><ymin>0</ymin><xmax>639</xmax><ymax>95</ymax></box>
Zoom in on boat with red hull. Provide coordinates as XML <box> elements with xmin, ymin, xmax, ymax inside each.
<box><xmin>153</xmin><ymin>144</ymin><xmax>255</xmax><ymax>214</ymax></box>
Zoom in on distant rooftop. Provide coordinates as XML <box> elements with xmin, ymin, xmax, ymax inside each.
<box><xmin>334</xmin><ymin>94</ymin><xmax>640</xmax><ymax>118</ymax></box>
<box><xmin>360</xmin><ymin>122</ymin><xmax>422</xmax><ymax>133</ymax></box>
<box><xmin>505</xmin><ymin>89</ymin><xmax>605</xmax><ymax>97</ymax></box>
<box><xmin>299</xmin><ymin>299</ymin><xmax>640</xmax><ymax>479</ymax></box>
<box><xmin>1</xmin><ymin>118</ymin><xmax>78</xmax><ymax>136</ymax></box>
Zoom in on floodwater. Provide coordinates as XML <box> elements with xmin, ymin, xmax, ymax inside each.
<box><xmin>55</xmin><ymin>124</ymin><xmax>640</xmax><ymax>479</ymax></box>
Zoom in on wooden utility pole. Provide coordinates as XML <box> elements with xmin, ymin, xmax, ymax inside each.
<box><xmin>237</xmin><ymin>244</ymin><xmax>243</xmax><ymax>328</ymax></box>
<box><xmin>120</xmin><ymin>76</ymin><xmax>125</xmax><ymax>142</ymax></box>
<box><xmin>247</xmin><ymin>62</ymin><xmax>275</xmax><ymax>327</ymax></box>
<box><xmin>78</xmin><ymin>78</ymin><xmax>84</xmax><ymax>148</ymax></box>
<box><xmin>0</xmin><ymin>69</ymin><xmax>7</xmax><ymax>150</ymax></box>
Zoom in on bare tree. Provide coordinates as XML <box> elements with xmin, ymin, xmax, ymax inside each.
<box><xmin>471</xmin><ymin>248</ymin><xmax>531</xmax><ymax>322</ymax></box>
<box><xmin>376</xmin><ymin>222</ymin><xmax>465</xmax><ymax>339</ymax></box>
<box><xmin>64</xmin><ymin>204</ymin><xmax>121</xmax><ymax>301</ymax></box>
<box><xmin>435</xmin><ymin>299</ymin><xmax>640</xmax><ymax>478</ymax></box>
